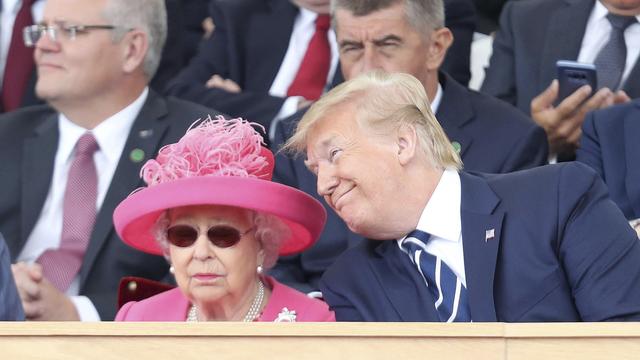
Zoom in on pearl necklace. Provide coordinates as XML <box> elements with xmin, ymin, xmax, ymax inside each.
<box><xmin>186</xmin><ymin>280</ymin><xmax>265</xmax><ymax>322</ymax></box>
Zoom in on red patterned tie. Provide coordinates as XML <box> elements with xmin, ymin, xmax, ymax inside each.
<box><xmin>1</xmin><ymin>0</ymin><xmax>36</xmax><ymax>112</ymax></box>
<box><xmin>37</xmin><ymin>133</ymin><xmax>98</xmax><ymax>292</ymax></box>
<box><xmin>287</xmin><ymin>14</ymin><xmax>331</xmax><ymax>101</ymax></box>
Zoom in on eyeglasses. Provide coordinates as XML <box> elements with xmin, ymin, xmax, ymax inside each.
<box><xmin>22</xmin><ymin>22</ymin><xmax>128</xmax><ymax>47</ymax></box>
<box><xmin>166</xmin><ymin>224</ymin><xmax>255</xmax><ymax>248</ymax></box>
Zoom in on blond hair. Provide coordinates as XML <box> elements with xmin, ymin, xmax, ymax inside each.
<box><xmin>283</xmin><ymin>71</ymin><xmax>461</xmax><ymax>170</ymax></box>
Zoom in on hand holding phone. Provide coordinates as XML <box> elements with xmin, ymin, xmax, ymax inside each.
<box><xmin>556</xmin><ymin>60</ymin><xmax>597</xmax><ymax>102</ymax></box>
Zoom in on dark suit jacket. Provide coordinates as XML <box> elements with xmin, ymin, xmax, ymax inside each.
<box><xmin>165</xmin><ymin>0</ymin><xmax>304</xmax><ymax>131</ymax></box>
<box><xmin>0</xmin><ymin>91</ymin><xmax>218</xmax><ymax>320</ymax></box>
<box><xmin>0</xmin><ymin>233</ymin><xmax>24</xmax><ymax>321</ymax></box>
<box><xmin>270</xmin><ymin>73</ymin><xmax>548</xmax><ymax>293</ymax></box>
<box><xmin>577</xmin><ymin>100</ymin><xmax>640</xmax><ymax>220</ymax></box>
<box><xmin>165</xmin><ymin>0</ymin><xmax>476</xmax><ymax>133</ymax></box>
<box><xmin>480</xmin><ymin>0</ymin><xmax>640</xmax><ymax>113</ymax></box>
<box><xmin>320</xmin><ymin>163</ymin><xmax>640</xmax><ymax>321</ymax></box>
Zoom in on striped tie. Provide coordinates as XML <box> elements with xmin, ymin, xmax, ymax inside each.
<box><xmin>401</xmin><ymin>229</ymin><xmax>471</xmax><ymax>322</ymax></box>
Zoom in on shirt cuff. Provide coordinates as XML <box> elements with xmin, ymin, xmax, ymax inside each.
<box><xmin>70</xmin><ymin>295</ymin><xmax>101</xmax><ymax>321</ymax></box>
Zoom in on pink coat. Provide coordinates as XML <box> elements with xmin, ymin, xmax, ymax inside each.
<box><xmin>115</xmin><ymin>276</ymin><xmax>335</xmax><ymax>322</ymax></box>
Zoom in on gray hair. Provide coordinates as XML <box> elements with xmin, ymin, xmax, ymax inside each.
<box><xmin>152</xmin><ymin>209</ymin><xmax>290</xmax><ymax>269</ymax></box>
<box><xmin>283</xmin><ymin>71</ymin><xmax>461</xmax><ymax>170</ymax></box>
<box><xmin>331</xmin><ymin>0</ymin><xmax>445</xmax><ymax>37</ymax></box>
<box><xmin>102</xmin><ymin>0</ymin><xmax>167</xmax><ymax>79</ymax></box>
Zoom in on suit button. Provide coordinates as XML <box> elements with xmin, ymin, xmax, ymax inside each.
<box><xmin>128</xmin><ymin>281</ymin><xmax>138</xmax><ymax>292</ymax></box>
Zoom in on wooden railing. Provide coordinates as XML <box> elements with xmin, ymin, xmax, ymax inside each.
<box><xmin>0</xmin><ymin>322</ymin><xmax>638</xmax><ymax>359</ymax></box>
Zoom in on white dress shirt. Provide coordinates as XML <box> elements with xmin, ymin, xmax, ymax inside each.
<box><xmin>0</xmin><ymin>0</ymin><xmax>45</xmax><ymax>86</ymax></box>
<box><xmin>577</xmin><ymin>0</ymin><xmax>640</xmax><ymax>87</ymax></box>
<box><xmin>17</xmin><ymin>88</ymin><xmax>149</xmax><ymax>321</ymax></box>
<box><xmin>397</xmin><ymin>168</ymin><xmax>466</xmax><ymax>286</ymax></box>
<box><xmin>268</xmin><ymin>8</ymin><xmax>339</xmax><ymax>140</ymax></box>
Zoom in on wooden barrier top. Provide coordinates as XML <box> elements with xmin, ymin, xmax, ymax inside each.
<box><xmin>1</xmin><ymin>321</ymin><xmax>639</xmax><ymax>337</ymax></box>
<box><xmin>1</xmin><ymin>322</ymin><xmax>639</xmax><ymax>360</ymax></box>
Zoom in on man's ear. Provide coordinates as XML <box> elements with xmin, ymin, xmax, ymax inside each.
<box><xmin>397</xmin><ymin>124</ymin><xmax>418</xmax><ymax>166</ymax></box>
<box><xmin>121</xmin><ymin>29</ymin><xmax>149</xmax><ymax>74</ymax></box>
<box><xmin>426</xmin><ymin>27</ymin><xmax>453</xmax><ymax>71</ymax></box>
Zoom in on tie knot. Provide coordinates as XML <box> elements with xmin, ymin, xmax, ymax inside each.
<box><xmin>401</xmin><ymin>229</ymin><xmax>431</xmax><ymax>253</ymax></box>
<box><xmin>21</xmin><ymin>0</ymin><xmax>35</xmax><ymax>8</ymax></box>
<box><xmin>606</xmin><ymin>13</ymin><xmax>637</xmax><ymax>30</ymax></box>
<box><xmin>315</xmin><ymin>14</ymin><xmax>330</xmax><ymax>31</ymax></box>
<box><xmin>75</xmin><ymin>133</ymin><xmax>98</xmax><ymax>156</ymax></box>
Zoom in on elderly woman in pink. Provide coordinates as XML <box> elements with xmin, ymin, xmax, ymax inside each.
<box><xmin>113</xmin><ymin>117</ymin><xmax>333</xmax><ymax>322</ymax></box>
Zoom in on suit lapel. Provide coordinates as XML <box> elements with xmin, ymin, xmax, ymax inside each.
<box><xmin>538</xmin><ymin>0</ymin><xmax>594</xmax><ymax>89</ymax></box>
<box><xmin>436</xmin><ymin>73</ymin><xmax>473</xmax><ymax>158</ymax></box>
<box><xmin>369</xmin><ymin>240</ymin><xmax>440</xmax><ymax>321</ymax></box>
<box><xmin>245</xmin><ymin>0</ymin><xmax>298</xmax><ymax>91</ymax></box>
<box><xmin>459</xmin><ymin>172</ymin><xmax>503</xmax><ymax>321</ymax></box>
<box><xmin>624</xmin><ymin>102</ymin><xmax>640</xmax><ymax>218</ymax></box>
<box><xmin>19</xmin><ymin>115</ymin><xmax>58</xmax><ymax>256</ymax></box>
<box><xmin>79</xmin><ymin>92</ymin><xmax>171</xmax><ymax>285</ymax></box>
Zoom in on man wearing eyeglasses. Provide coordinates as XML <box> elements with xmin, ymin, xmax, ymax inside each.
<box><xmin>0</xmin><ymin>0</ymin><xmax>219</xmax><ymax>321</ymax></box>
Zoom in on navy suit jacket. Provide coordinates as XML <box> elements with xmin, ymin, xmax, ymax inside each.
<box><xmin>165</xmin><ymin>0</ymin><xmax>476</xmax><ymax>133</ymax></box>
<box><xmin>270</xmin><ymin>73</ymin><xmax>548</xmax><ymax>293</ymax></box>
<box><xmin>0</xmin><ymin>91</ymin><xmax>218</xmax><ymax>320</ymax></box>
<box><xmin>577</xmin><ymin>100</ymin><xmax>640</xmax><ymax>220</ymax></box>
<box><xmin>320</xmin><ymin>163</ymin><xmax>640</xmax><ymax>321</ymax></box>
<box><xmin>481</xmin><ymin>0</ymin><xmax>640</xmax><ymax>113</ymax></box>
<box><xmin>0</xmin><ymin>233</ymin><xmax>23</xmax><ymax>321</ymax></box>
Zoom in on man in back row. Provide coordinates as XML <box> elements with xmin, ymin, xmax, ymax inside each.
<box><xmin>271</xmin><ymin>0</ymin><xmax>547</xmax><ymax>294</ymax></box>
<box><xmin>481</xmin><ymin>0</ymin><xmax>640</xmax><ymax>159</ymax></box>
<box><xmin>0</xmin><ymin>0</ymin><xmax>216</xmax><ymax>320</ymax></box>
<box><xmin>285</xmin><ymin>71</ymin><xmax>640</xmax><ymax>322</ymax></box>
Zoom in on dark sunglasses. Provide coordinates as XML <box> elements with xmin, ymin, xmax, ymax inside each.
<box><xmin>166</xmin><ymin>224</ymin><xmax>254</xmax><ymax>248</ymax></box>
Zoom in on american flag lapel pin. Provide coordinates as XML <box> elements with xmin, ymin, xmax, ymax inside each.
<box><xmin>485</xmin><ymin>228</ymin><xmax>495</xmax><ymax>242</ymax></box>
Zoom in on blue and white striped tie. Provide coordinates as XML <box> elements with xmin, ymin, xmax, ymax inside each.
<box><xmin>401</xmin><ymin>229</ymin><xmax>471</xmax><ymax>322</ymax></box>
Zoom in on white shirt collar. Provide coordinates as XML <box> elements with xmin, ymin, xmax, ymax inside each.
<box><xmin>430</xmin><ymin>83</ymin><xmax>443</xmax><ymax>114</ymax></box>
<box><xmin>57</xmin><ymin>87</ymin><xmax>149</xmax><ymax>164</ymax></box>
<box><xmin>397</xmin><ymin>168</ymin><xmax>462</xmax><ymax>245</ymax></box>
<box><xmin>298</xmin><ymin>7</ymin><xmax>320</xmax><ymax>26</ymax></box>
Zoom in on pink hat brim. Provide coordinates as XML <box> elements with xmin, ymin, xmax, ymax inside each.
<box><xmin>113</xmin><ymin>176</ymin><xmax>327</xmax><ymax>256</ymax></box>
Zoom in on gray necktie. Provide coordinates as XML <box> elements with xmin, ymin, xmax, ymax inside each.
<box><xmin>594</xmin><ymin>13</ymin><xmax>638</xmax><ymax>90</ymax></box>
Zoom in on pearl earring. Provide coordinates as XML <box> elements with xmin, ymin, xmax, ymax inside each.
<box><xmin>256</xmin><ymin>265</ymin><xmax>263</xmax><ymax>274</ymax></box>
<box><xmin>169</xmin><ymin>266</ymin><xmax>175</xmax><ymax>274</ymax></box>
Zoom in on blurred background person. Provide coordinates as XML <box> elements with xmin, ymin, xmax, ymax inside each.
<box><xmin>1</xmin><ymin>0</ymin><xmax>218</xmax><ymax>321</ymax></box>
<box><xmin>0</xmin><ymin>0</ymin><xmax>192</xmax><ymax>114</ymax></box>
<box><xmin>481</xmin><ymin>0</ymin><xmax>639</xmax><ymax>159</ymax></box>
<box><xmin>114</xmin><ymin>117</ymin><xmax>333</xmax><ymax>322</ymax></box>
<box><xmin>165</xmin><ymin>0</ymin><xmax>475</xmax><ymax>144</ymax></box>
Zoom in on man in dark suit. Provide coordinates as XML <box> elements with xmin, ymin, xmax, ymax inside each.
<box><xmin>481</xmin><ymin>0</ymin><xmax>639</xmax><ymax>157</ymax></box>
<box><xmin>165</xmin><ymin>0</ymin><xmax>476</xmax><ymax>138</ymax></box>
<box><xmin>283</xmin><ymin>70</ymin><xmax>640</xmax><ymax>322</ymax></box>
<box><xmin>0</xmin><ymin>233</ymin><xmax>24</xmax><ymax>321</ymax></box>
<box><xmin>270</xmin><ymin>0</ymin><xmax>547</xmax><ymax>294</ymax></box>
<box><xmin>577</xmin><ymin>100</ymin><xmax>640</xmax><ymax>233</ymax></box>
<box><xmin>2</xmin><ymin>0</ymin><xmax>218</xmax><ymax>321</ymax></box>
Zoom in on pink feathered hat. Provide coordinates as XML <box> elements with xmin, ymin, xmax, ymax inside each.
<box><xmin>113</xmin><ymin>116</ymin><xmax>326</xmax><ymax>256</ymax></box>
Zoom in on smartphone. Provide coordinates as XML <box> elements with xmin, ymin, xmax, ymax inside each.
<box><xmin>556</xmin><ymin>60</ymin><xmax>597</xmax><ymax>102</ymax></box>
